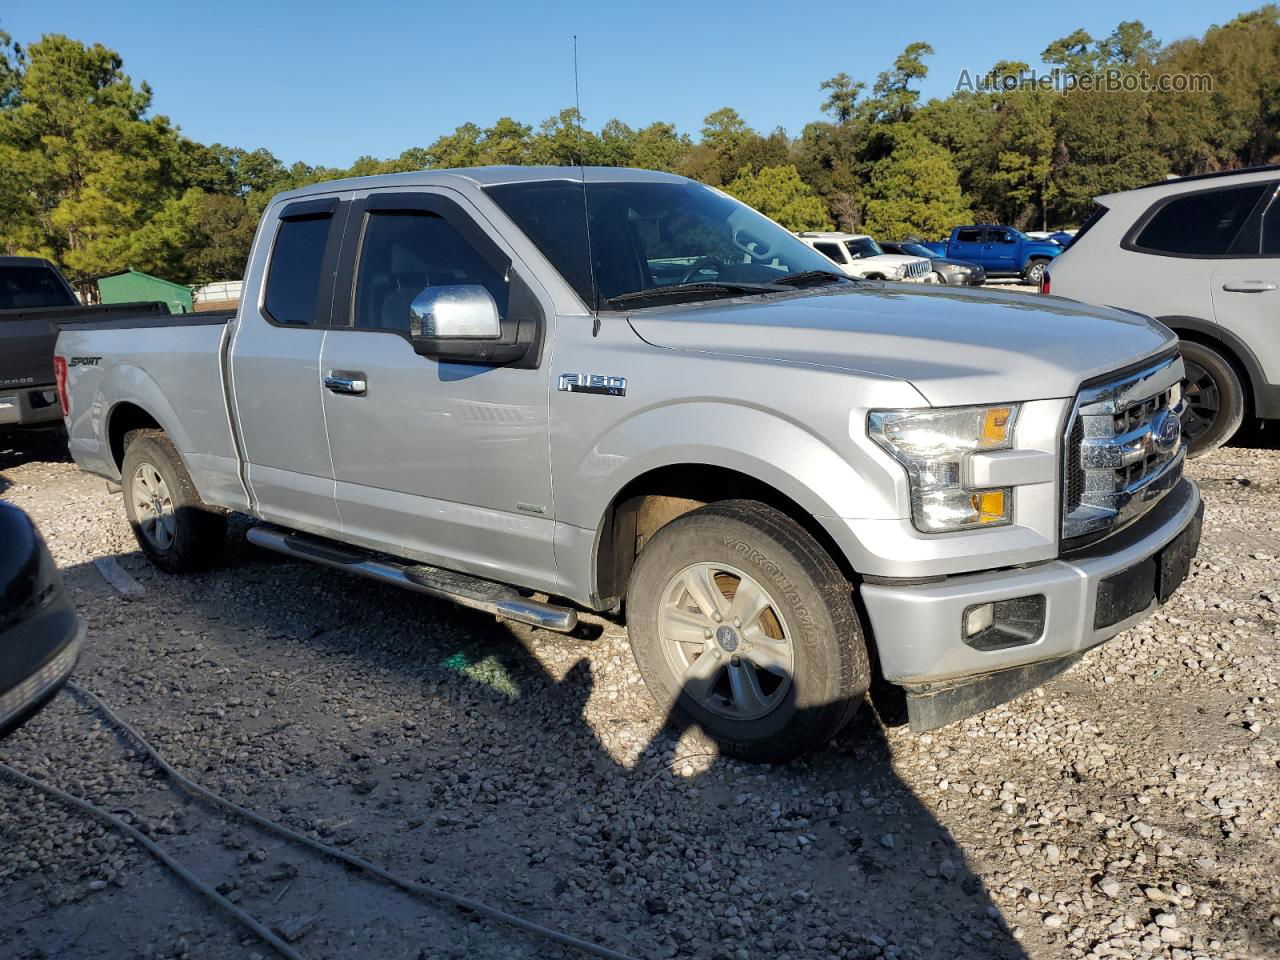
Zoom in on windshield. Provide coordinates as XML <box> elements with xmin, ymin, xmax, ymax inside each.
<box><xmin>484</xmin><ymin>179</ymin><xmax>842</xmax><ymax>309</ymax></box>
<box><xmin>898</xmin><ymin>242</ymin><xmax>934</xmax><ymax>258</ymax></box>
<box><xmin>845</xmin><ymin>237</ymin><xmax>883</xmax><ymax>260</ymax></box>
<box><xmin>0</xmin><ymin>266</ymin><xmax>76</xmax><ymax>311</ymax></box>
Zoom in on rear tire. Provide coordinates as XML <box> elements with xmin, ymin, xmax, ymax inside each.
<box><xmin>626</xmin><ymin>500</ymin><xmax>870</xmax><ymax>763</ymax></box>
<box><xmin>121</xmin><ymin>430</ymin><xmax>226</xmax><ymax>573</ymax></box>
<box><xmin>1180</xmin><ymin>340</ymin><xmax>1245</xmax><ymax>457</ymax></box>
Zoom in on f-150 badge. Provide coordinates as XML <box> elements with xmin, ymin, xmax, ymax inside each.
<box><xmin>558</xmin><ymin>373</ymin><xmax>626</xmax><ymax>397</ymax></box>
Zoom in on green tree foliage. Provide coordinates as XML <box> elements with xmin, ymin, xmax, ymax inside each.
<box><xmin>861</xmin><ymin>132</ymin><xmax>972</xmax><ymax>239</ymax></box>
<box><xmin>723</xmin><ymin>165</ymin><xmax>832</xmax><ymax>231</ymax></box>
<box><xmin>1</xmin><ymin>11</ymin><xmax>1277</xmax><ymax>282</ymax></box>
<box><xmin>864</xmin><ymin>42</ymin><xmax>934</xmax><ymax>124</ymax></box>
<box><xmin>0</xmin><ymin>35</ymin><xmax>189</xmax><ymax>272</ymax></box>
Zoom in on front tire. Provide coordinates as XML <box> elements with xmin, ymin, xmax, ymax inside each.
<box><xmin>121</xmin><ymin>430</ymin><xmax>226</xmax><ymax>573</ymax></box>
<box><xmin>1180</xmin><ymin>340</ymin><xmax>1245</xmax><ymax>457</ymax></box>
<box><xmin>626</xmin><ymin>500</ymin><xmax>870</xmax><ymax>763</ymax></box>
<box><xmin>1022</xmin><ymin>259</ymin><xmax>1048</xmax><ymax>285</ymax></box>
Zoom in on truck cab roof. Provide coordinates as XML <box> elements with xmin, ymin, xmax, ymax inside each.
<box><xmin>270</xmin><ymin>165</ymin><xmax>689</xmax><ymax>205</ymax></box>
<box><xmin>796</xmin><ymin>231</ymin><xmax>875</xmax><ymax>242</ymax></box>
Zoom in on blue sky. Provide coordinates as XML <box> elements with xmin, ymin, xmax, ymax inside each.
<box><xmin>2</xmin><ymin>0</ymin><xmax>1260</xmax><ymax>168</ymax></box>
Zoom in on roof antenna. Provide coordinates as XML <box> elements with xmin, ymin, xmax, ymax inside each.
<box><xmin>573</xmin><ymin>35</ymin><xmax>601</xmax><ymax>335</ymax></box>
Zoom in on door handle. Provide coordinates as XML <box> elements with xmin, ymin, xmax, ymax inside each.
<box><xmin>1222</xmin><ymin>281</ymin><xmax>1278</xmax><ymax>293</ymax></box>
<box><xmin>324</xmin><ymin>371</ymin><xmax>367</xmax><ymax>395</ymax></box>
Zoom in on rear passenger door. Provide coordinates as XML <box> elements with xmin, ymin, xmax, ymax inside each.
<box><xmin>1211</xmin><ymin>181</ymin><xmax>1280</xmax><ymax>390</ymax></box>
<box><xmin>984</xmin><ymin>228</ymin><xmax>1019</xmax><ymax>275</ymax></box>
<box><xmin>949</xmin><ymin>228</ymin><xmax>984</xmax><ymax>268</ymax></box>
<box><xmin>228</xmin><ymin>195</ymin><xmax>347</xmax><ymax>534</ymax></box>
<box><xmin>318</xmin><ymin>188</ymin><xmax>558</xmax><ymax>594</ymax></box>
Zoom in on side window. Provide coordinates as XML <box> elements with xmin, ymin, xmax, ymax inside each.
<box><xmin>354</xmin><ymin>211</ymin><xmax>509</xmax><ymax>333</ymax></box>
<box><xmin>263</xmin><ymin>215</ymin><xmax>332</xmax><ymax>326</ymax></box>
<box><xmin>956</xmin><ymin>228</ymin><xmax>982</xmax><ymax>243</ymax></box>
<box><xmin>1260</xmin><ymin>188</ymin><xmax>1280</xmax><ymax>256</ymax></box>
<box><xmin>1132</xmin><ymin>183</ymin><xmax>1268</xmax><ymax>256</ymax></box>
<box><xmin>988</xmin><ymin>229</ymin><xmax>1012</xmax><ymax>244</ymax></box>
<box><xmin>813</xmin><ymin>242</ymin><xmax>845</xmax><ymax>264</ymax></box>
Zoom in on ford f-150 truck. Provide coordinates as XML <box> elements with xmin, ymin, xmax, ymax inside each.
<box><xmin>55</xmin><ymin>167</ymin><xmax>1202</xmax><ymax>761</ymax></box>
<box><xmin>1</xmin><ymin>256</ymin><xmax>168</xmax><ymax>430</ymax></box>
<box><xmin>922</xmin><ymin>226</ymin><xmax>1063</xmax><ymax>284</ymax></box>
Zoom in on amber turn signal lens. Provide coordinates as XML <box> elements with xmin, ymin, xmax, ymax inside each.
<box><xmin>971</xmin><ymin>490</ymin><xmax>1008</xmax><ymax>524</ymax></box>
<box><xmin>979</xmin><ymin>407</ymin><xmax>1013</xmax><ymax>447</ymax></box>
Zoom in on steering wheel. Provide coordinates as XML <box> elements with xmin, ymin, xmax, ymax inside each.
<box><xmin>679</xmin><ymin>257</ymin><xmax>725</xmax><ymax>284</ymax></box>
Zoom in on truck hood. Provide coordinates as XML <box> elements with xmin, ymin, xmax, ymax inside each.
<box><xmin>627</xmin><ymin>285</ymin><xmax>1177</xmax><ymax>407</ymax></box>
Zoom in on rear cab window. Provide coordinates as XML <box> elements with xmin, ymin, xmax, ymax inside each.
<box><xmin>955</xmin><ymin>228</ymin><xmax>982</xmax><ymax>243</ymax></box>
<box><xmin>263</xmin><ymin>199</ymin><xmax>340</xmax><ymax>326</ymax></box>
<box><xmin>0</xmin><ymin>265</ymin><xmax>76</xmax><ymax>311</ymax></box>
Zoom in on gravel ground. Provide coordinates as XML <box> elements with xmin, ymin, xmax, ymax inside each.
<box><xmin>1</xmin><ymin>426</ymin><xmax>1278</xmax><ymax>960</ymax></box>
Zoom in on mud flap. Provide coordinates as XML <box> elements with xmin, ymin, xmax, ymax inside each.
<box><xmin>903</xmin><ymin>653</ymin><xmax>1084</xmax><ymax>732</ymax></box>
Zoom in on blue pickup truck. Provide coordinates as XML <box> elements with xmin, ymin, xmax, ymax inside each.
<box><xmin>922</xmin><ymin>226</ymin><xmax>1062</xmax><ymax>284</ymax></box>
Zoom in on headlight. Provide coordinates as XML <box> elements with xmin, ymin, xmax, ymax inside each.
<box><xmin>868</xmin><ymin>405</ymin><xmax>1019</xmax><ymax>533</ymax></box>
<box><xmin>889</xmin><ymin>266</ymin><xmax>905</xmax><ymax>279</ymax></box>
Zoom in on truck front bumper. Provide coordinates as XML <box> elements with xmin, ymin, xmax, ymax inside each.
<box><xmin>860</xmin><ymin>478</ymin><xmax>1202</xmax><ymax>729</ymax></box>
<box><xmin>0</xmin><ymin>384</ymin><xmax>62</xmax><ymax>427</ymax></box>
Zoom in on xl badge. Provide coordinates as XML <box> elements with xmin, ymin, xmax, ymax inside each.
<box><xmin>558</xmin><ymin>373</ymin><xmax>626</xmax><ymax>397</ymax></box>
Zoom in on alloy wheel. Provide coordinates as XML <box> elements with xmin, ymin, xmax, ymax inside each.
<box><xmin>132</xmin><ymin>462</ymin><xmax>176</xmax><ymax>551</ymax></box>
<box><xmin>657</xmin><ymin>562</ymin><xmax>794</xmax><ymax>721</ymax></box>
<box><xmin>1181</xmin><ymin>359</ymin><xmax>1221</xmax><ymax>447</ymax></box>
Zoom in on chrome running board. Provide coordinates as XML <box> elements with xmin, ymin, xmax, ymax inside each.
<box><xmin>245</xmin><ymin>525</ymin><xmax>578</xmax><ymax>633</ymax></box>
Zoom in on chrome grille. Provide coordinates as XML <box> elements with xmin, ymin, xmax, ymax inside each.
<box><xmin>1062</xmin><ymin>353</ymin><xmax>1186</xmax><ymax>543</ymax></box>
<box><xmin>903</xmin><ymin>260</ymin><xmax>930</xmax><ymax>280</ymax></box>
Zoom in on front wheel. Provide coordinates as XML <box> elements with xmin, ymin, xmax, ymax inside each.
<box><xmin>1180</xmin><ymin>340</ymin><xmax>1245</xmax><ymax>457</ymax></box>
<box><xmin>121</xmin><ymin>430</ymin><xmax>226</xmax><ymax>573</ymax></box>
<box><xmin>626</xmin><ymin>500</ymin><xmax>870</xmax><ymax>763</ymax></box>
<box><xmin>1022</xmin><ymin>259</ymin><xmax>1048</xmax><ymax>285</ymax></box>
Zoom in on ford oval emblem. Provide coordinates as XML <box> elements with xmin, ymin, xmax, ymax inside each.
<box><xmin>1155</xmin><ymin>412</ymin><xmax>1180</xmax><ymax>451</ymax></box>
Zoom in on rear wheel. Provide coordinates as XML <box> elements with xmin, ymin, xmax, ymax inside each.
<box><xmin>121</xmin><ymin>431</ymin><xmax>226</xmax><ymax>573</ymax></box>
<box><xmin>1180</xmin><ymin>340</ymin><xmax>1245</xmax><ymax>457</ymax></box>
<box><xmin>626</xmin><ymin>500</ymin><xmax>869</xmax><ymax>763</ymax></box>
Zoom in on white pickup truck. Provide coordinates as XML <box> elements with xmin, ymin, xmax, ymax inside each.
<box><xmin>796</xmin><ymin>232</ymin><xmax>935</xmax><ymax>282</ymax></box>
<box><xmin>55</xmin><ymin>166</ymin><xmax>1202</xmax><ymax>761</ymax></box>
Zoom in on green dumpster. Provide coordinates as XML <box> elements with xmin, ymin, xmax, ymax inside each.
<box><xmin>96</xmin><ymin>269</ymin><xmax>192</xmax><ymax>315</ymax></box>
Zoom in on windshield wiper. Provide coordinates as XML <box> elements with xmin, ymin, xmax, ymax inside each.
<box><xmin>605</xmin><ymin>281</ymin><xmax>785</xmax><ymax>308</ymax></box>
<box><xmin>772</xmin><ymin>270</ymin><xmax>852</xmax><ymax>288</ymax></box>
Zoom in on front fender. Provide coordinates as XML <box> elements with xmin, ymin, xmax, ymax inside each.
<box><xmin>571</xmin><ymin>401</ymin><xmax>901</xmax><ymax>530</ymax></box>
<box><xmin>1022</xmin><ymin>243</ymin><xmax>1062</xmax><ymax>264</ymax></box>
<box><xmin>550</xmin><ymin>399</ymin><xmax>909</xmax><ymax>604</ymax></box>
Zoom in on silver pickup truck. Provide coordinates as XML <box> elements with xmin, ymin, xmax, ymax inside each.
<box><xmin>55</xmin><ymin>167</ymin><xmax>1203</xmax><ymax>761</ymax></box>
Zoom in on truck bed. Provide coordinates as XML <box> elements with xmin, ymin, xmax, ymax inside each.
<box><xmin>56</xmin><ymin>313</ymin><xmax>245</xmax><ymax>511</ymax></box>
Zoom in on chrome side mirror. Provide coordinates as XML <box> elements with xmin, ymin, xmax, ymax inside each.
<box><xmin>408</xmin><ymin>285</ymin><xmax>500</xmax><ymax>340</ymax></box>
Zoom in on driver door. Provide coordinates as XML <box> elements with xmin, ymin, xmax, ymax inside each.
<box><xmin>318</xmin><ymin>188</ymin><xmax>559</xmax><ymax>595</ymax></box>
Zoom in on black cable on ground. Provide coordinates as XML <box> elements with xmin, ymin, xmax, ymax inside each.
<box><xmin>65</xmin><ymin>681</ymin><xmax>639</xmax><ymax>960</ymax></box>
<box><xmin>0</xmin><ymin>759</ymin><xmax>305</xmax><ymax>960</ymax></box>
